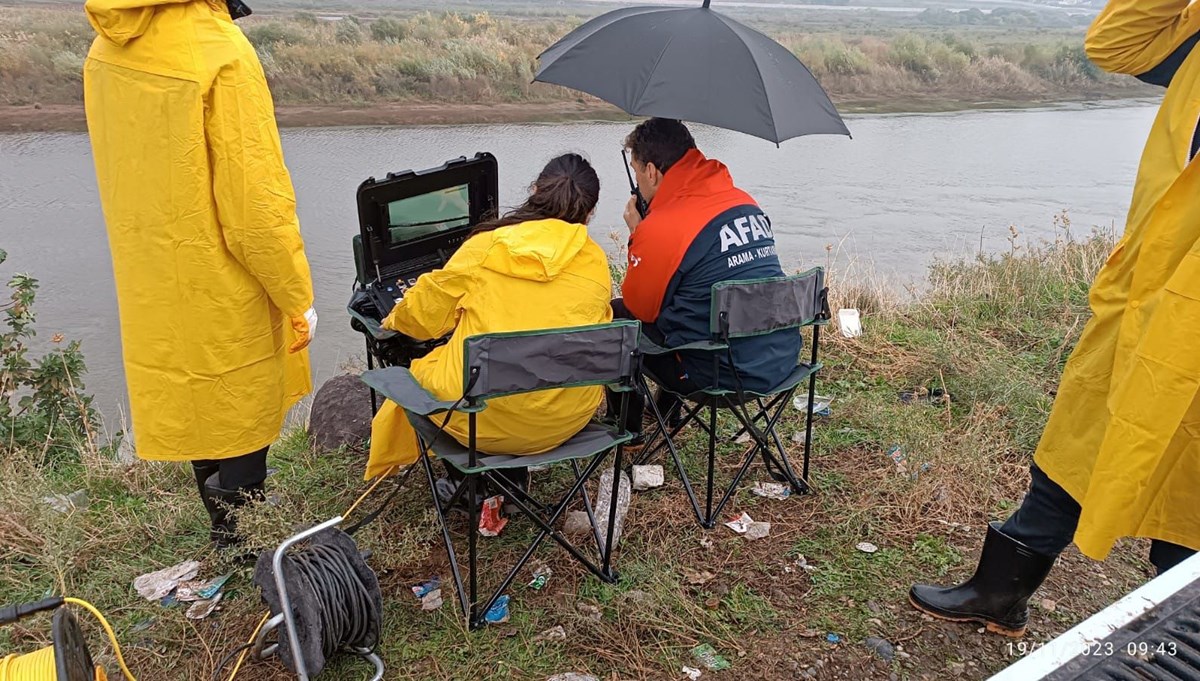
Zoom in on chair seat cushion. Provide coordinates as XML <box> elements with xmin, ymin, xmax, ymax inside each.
<box><xmin>647</xmin><ymin>361</ymin><xmax>822</xmax><ymax>405</ymax></box>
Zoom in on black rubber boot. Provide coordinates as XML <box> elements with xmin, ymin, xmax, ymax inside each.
<box><xmin>908</xmin><ymin>521</ymin><xmax>1055</xmax><ymax>637</ymax></box>
<box><xmin>192</xmin><ymin>462</ymin><xmax>222</xmax><ymax>531</ymax></box>
<box><xmin>203</xmin><ymin>473</ymin><xmax>263</xmax><ymax>549</ymax></box>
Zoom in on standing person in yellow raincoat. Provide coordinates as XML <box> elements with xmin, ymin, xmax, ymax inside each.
<box><xmin>366</xmin><ymin>153</ymin><xmax>613</xmax><ymax>504</ymax></box>
<box><xmin>83</xmin><ymin>0</ymin><xmax>317</xmax><ymax>548</ymax></box>
<box><xmin>910</xmin><ymin>0</ymin><xmax>1200</xmax><ymax>637</ymax></box>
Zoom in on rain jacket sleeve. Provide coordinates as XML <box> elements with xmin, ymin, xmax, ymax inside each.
<box><xmin>1085</xmin><ymin>0</ymin><xmax>1200</xmax><ymax>78</ymax></box>
<box><xmin>206</xmin><ymin>63</ymin><xmax>313</xmax><ymax>318</ymax></box>
<box><xmin>383</xmin><ymin>235</ymin><xmax>488</xmax><ymax>340</ymax></box>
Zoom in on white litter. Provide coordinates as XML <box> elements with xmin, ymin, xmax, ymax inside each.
<box><xmin>752</xmin><ymin>481</ymin><xmax>791</xmax><ymax>500</ymax></box>
<box><xmin>185</xmin><ymin>593</ymin><xmax>222</xmax><ymax>620</ymax></box>
<box><xmin>594</xmin><ymin>469</ymin><xmax>631</xmax><ymax>549</ymax></box>
<box><xmin>42</xmin><ymin>490</ymin><xmax>89</xmax><ymax>514</ymax></box>
<box><xmin>838</xmin><ymin>308</ymin><xmax>863</xmax><ymax>338</ymax></box>
<box><xmin>534</xmin><ymin>625</ymin><xmax>568</xmax><ymax>642</ymax></box>
<box><xmin>725</xmin><ymin>512</ymin><xmax>753</xmax><ymax>534</ymax></box>
<box><xmin>420</xmin><ymin>589</ymin><xmax>443</xmax><ymax>611</ymax></box>
<box><xmin>794</xmin><ymin>394</ymin><xmax>833</xmax><ymax>415</ymax></box>
<box><xmin>134</xmin><ymin>560</ymin><xmax>201</xmax><ymax>602</ymax></box>
<box><xmin>563</xmin><ymin>510</ymin><xmax>591</xmax><ymax>535</ymax></box>
<box><xmin>631</xmin><ymin>465</ymin><xmax>665</xmax><ymax>491</ymax></box>
<box><xmin>745</xmin><ymin>521</ymin><xmax>772</xmax><ymax>540</ymax></box>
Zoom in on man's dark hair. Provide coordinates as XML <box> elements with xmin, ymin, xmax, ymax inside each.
<box><xmin>624</xmin><ymin>118</ymin><xmax>696</xmax><ymax>175</ymax></box>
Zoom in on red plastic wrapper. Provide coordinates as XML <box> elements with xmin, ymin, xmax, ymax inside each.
<box><xmin>479</xmin><ymin>495</ymin><xmax>508</xmax><ymax>537</ymax></box>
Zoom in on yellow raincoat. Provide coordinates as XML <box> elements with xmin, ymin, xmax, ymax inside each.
<box><xmin>83</xmin><ymin>0</ymin><xmax>314</xmax><ymax>461</ymax></box>
<box><xmin>1033</xmin><ymin>0</ymin><xmax>1200</xmax><ymax>559</ymax></box>
<box><xmin>366</xmin><ymin>219</ymin><xmax>613</xmax><ymax>479</ymax></box>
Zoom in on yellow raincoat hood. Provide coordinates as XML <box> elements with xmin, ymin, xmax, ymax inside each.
<box><xmin>366</xmin><ymin>219</ymin><xmax>613</xmax><ymax>479</ymax></box>
<box><xmin>84</xmin><ymin>0</ymin><xmax>314</xmax><ymax>462</ymax></box>
<box><xmin>482</xmin><ymin>219</ymin><xmax>591</xmax><ymax>282</ymax></box>
<box><xmin>85</xmin><ymin>0</ymin><xmax>195</xmax><ymax>46</ymax></box>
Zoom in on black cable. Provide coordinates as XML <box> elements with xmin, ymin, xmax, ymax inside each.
<box><xmin>288</xmin><ymin>542</ymin><xmax>382</xmax><ymax>662</ymax></box>
<box><xmin>344</xmin><ymin>467</ymin><xmax>410</xmax><ymax>536</ymax></box>
<box><xmin>211</xmin><ymin>642</ymin><xmax>255</xmax><ymax>680</ymax></box>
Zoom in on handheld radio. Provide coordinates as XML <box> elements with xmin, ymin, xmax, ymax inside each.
<box><xmin>622</xmin><ymin>149</ymin><xmax>649</xmax><ymax>219</ymax></box>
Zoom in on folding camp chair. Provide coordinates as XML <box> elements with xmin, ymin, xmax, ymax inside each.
<box><xmin>360</xmin><ymin>320</ymin><xmax>641</xmax><ymax>630</ymax></box>
<box><xmin>634</xmin><ymin>268</ymin><xmax>830</xmax><ymax>529</ymax></box>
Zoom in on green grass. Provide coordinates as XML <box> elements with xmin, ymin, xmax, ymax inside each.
<box><xmin>0</xmin><ymin>221</ymin><xmax>1163</xmax><ymax>679</ymax></box>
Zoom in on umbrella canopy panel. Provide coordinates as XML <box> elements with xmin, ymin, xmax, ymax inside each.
<box><xmin>534</xmin><ymin>5</ymin><xmax>850</xmax><ymax>144</ymax></box>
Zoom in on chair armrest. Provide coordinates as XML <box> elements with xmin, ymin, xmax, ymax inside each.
<box><xmin>348</xmin><ymin>306</ymin><xmax>399</xmax><ymax>341</ymax></box>
<box><xmin>360</xmin><ymin>367</ymin><xmax>483</xmax><ymax>415</ymax></box>
<box><xmin>638</xmin><ymin>335</ymin><xmax>728</xmax><ymax>356</ymax></box>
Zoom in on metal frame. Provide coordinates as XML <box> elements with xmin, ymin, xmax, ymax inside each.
<box><xmin>418</xmin><ymin>380</ymin><xmax>635</xmax><ymax>630</ymax></box>
<box><xmin>254</xmin><ymin>517</ymin><xmax>386</xmax><ymax>681</ymax></box>
<box><xmin>990</xmin><ymin>552</ymin><xmax>1200</xmax><ymax>680</ymax></box>
<box><xmin>634</xmin><ymin>277</ymin><xmax>828</xmax><ymax>529</ymax></box>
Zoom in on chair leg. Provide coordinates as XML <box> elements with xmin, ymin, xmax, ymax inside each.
<box><xmin>696</xmin><ymin>393</ymin><xmax>811</xmax><ymax>524</ymax></box>
<box><xmin>635</xmin><ymin>376</ymin><xmax>711</xmax><ymax>467</ymax></box>
<box><xmin>602</xmin><ymin>444</ymin><xmax>624</xmax><ymax>576</ymax></box>
<box><xmin>730</xmin><ymin>394</ymin><xmax>786</xmax><ymax>442</ymax></box>
<box><xmin>802</xmin><ymin>369</ymin><xmax>818</xmax><ymax>483</ymax></box>
<box><xmin>571</xmin><ymin>458</ymin><xmax>606</xmax><ymax>559</ymax></box>
<box><xmin>637</xmin><ymin>398</ymin><xmax>702</xmax><ymax>467</ymax></box>
<box><xmin>709</xmin><ymin>433</ymin><xmax>762</xmax><ymax>523</ymax></box>
<box><xmin>754</xmin><ymin>389</ymin><xmax>809</xmax><ymax>495</ymax></box>
<box><xmin>705</xmin><ymin>401</ymin><xmax>717</xmax><ymax>528</ymax></box>
<box><xmin>366</xmin><ymin>343</ymin><xmax>379</xmax><ymax>415</ymax></box>
<box><xmin>639</xmin><ymin>377</ymin><xmax>707</xmax><ymax>527</ymax></box>
<box><xmin>467</xmin><ymin>470</ymin><xmax>479</xmax><ymax>629</ymax></box>
<box><xmin>485</xmin><ymin>453</ymin><xmax>619</xmax><ymax>582</ymax></box>
<box><xmin>422</xmin><ymin>452</ymin><xmax>470</xmax><ymax>625</ymax></box>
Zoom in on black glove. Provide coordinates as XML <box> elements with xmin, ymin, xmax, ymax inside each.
<box><xmin>226</xmin><ymin>0</ymin><xmax>252</xmax><ymax>19</ymax></box>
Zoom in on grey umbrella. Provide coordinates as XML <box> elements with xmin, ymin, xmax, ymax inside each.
<box><xmin>533</xmin><ymin>1</ymin><xmax>851</xmax><ymax>145</ymax></box>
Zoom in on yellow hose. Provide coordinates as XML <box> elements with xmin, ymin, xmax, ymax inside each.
<box><xmin>224</xmin><ymin>613</ymin><xmax>269</xmax><ymax>681</ymax></box>
<box><xmin>342</xmin><ymin>467</ymin><xmax>394</xmax><ymax>520</ymax></box>
<box><xmin>0</xmin><ymin>646</ymin><xmax>56</xmax><ymax>680</ymax></box>
<box><xmin>61</xmin><ymin>600</ymin><xmax>135</xmax><ymax>681</ymax></box>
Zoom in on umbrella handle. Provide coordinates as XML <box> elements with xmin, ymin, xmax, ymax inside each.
<box><xmin>621</xmin><ymin>149</ymin><xmax>649</xmax><ymax>218</ymax></box>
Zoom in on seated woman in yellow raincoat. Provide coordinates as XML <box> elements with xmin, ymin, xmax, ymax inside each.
<box><xmin>365</xmin><ymin>153</ymin><xmax>614</xmax><ymax>500</ymax></box>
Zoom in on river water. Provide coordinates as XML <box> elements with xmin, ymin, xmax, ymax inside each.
<box><xmin>0</xmin><ymin>102</ymin><xmax>1158</xmax><ymax>419</ymax></box>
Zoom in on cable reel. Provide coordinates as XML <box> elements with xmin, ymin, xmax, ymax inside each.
<box><xmin>246</xmin><ymin>518</ymin><xmax>385</xmax><ymax>681</ymax></box>
<box><xmin>0</xmin><ymin>598</ymin><xmax>135</xmax><ymax>681</ymax></box>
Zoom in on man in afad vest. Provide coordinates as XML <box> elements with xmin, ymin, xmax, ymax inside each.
<box><xmin>611</xmin><ymin>118</ymin><xmax>801</xmax><ymax>439</ymax></box>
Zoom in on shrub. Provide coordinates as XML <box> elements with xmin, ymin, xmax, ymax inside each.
<box><xmin>0</xmin><ymin>248</ymin><xmax>98</xmax><ymax>464</ymax></box>
<box><xmin>889</xmin><ymin>34</ymin><xmax>938</xmax><ymax>81</ymax></box>
<box><xmin>335</xmin><ymin>20</ymin><xmax>364</xmax><ymax>45</ymax></box>
<box><xmin>243</xmin><ymin>22</ymin><xmax>306</xmax><ymax>49</ymax></box>
<box><xmin>370</xmin><ymin>17</ymin><xmax>408</xmax><ymax>44</ymax></box>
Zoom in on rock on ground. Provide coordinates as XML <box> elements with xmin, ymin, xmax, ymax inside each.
<box><xmin>308</xmin><ymin>373</ymin><xmax>373</xmax><ymax>451</ymax></box>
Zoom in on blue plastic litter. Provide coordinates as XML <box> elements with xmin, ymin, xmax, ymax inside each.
<box><xmin>411</xmin><ymin>577</ymin><xmax>441</xmax><ymax>599</ymax></box>
<box><xmin>827</xmin><ymin>633</ymin><xmax>841</xmax><ymax>644</ymax></box>
<box><xmin>485</xmin><ymin>595</ymin><xmax>511</xmax><ymax>624</ymax></box>
<box><xmin>197</xmin><ymin>574</ymin><xmax>231</xmax><ymax>600</ymax></box>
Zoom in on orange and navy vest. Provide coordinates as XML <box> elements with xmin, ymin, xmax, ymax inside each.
<box><xmin>622</xmin><ymin>149</ymin><xmax>802</xmax><ymax>393</ymax></box>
